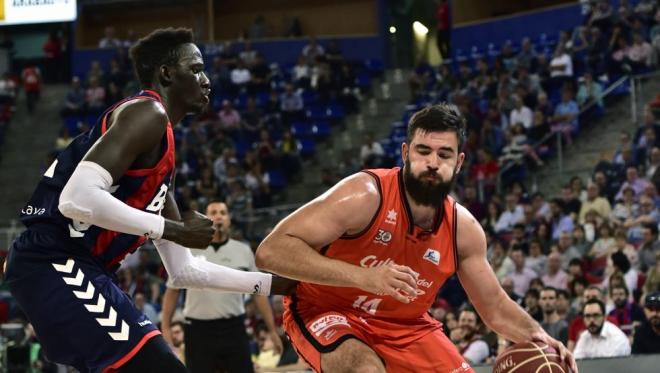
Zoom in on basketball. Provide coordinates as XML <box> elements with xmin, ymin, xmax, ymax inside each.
<box><xmin>492</xmin><ymin>341</ymin><xmax>569</xmax><ymax>373</ymax></box>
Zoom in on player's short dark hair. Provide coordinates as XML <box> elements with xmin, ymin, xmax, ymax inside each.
<box><xmin>170</xmin><ymin>320</ymin><xmax>184</xmax><ymax>330</ymax></box>
<box><xmin>129</xmin><ymin>28</ymin><xmax>194</xmax><ymax>88</ymax></box>
<box><xmin>583</xmin><ymin>298</ymin><xmax>605</xmax><ymax>315</ymax></box>
<box><xmin>406</xmin><ymin>103</ymin><xmax>467</xmax><ymax>150</ymax></box>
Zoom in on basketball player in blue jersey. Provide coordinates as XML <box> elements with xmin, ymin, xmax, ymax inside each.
<box><xmin>4</xmin><ymin>28</ymin><xmax>292</xmax><ymax>373</ymax></box>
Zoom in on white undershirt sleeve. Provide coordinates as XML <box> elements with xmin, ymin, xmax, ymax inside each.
<box><xmin>153</xmin><ymin>238</ymin><xmax>272</xmax><ymax>295</ymax></box>
<box><xmin>58</xmin><ymin>161</ymin><xmax>165</xmax><ymax>238</ymax></box>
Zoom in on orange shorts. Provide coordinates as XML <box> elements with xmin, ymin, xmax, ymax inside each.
<box><xmin>283</xmin><ymin>295</ymin><xmax>474</xmax><ymax>373</ymax></box>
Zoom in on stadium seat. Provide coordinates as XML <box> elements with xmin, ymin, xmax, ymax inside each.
<box><xmin>291</xmin><ymin>121</ymin><xmax>313</xmax><ymax>139</ymax></box>
<box><xmin>311</xmin><ymin>121</ymin><xmax>331</xmax><ymax>139</ymax></box>
<box><xmin>298</xmin><ymin>139</ymin><xmax>316</xmax><ymax>157</ymax></box>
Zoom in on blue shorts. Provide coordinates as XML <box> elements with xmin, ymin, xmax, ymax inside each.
<box><xmin>4</xmin><ymin>229</ymin><xmax>160</xmax><ymax>373</ymax></box>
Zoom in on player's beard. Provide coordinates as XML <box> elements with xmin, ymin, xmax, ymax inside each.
<box><xmin>403</xmin><ymin>159</ymin><xmax>456</xmax><ymax>208</ymax></box>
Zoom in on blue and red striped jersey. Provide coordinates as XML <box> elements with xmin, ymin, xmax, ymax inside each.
<box><xmin>21</xmin><ymin>90</ymin><xmax>176</xmax><ymax>271</ymax></box>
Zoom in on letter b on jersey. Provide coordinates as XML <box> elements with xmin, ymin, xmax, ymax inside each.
<box><xmin>146</xmin><ymin>184</ymin><xmax>168</xmax><ymax>212</ymax></box>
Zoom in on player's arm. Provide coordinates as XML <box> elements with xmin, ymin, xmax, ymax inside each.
<box><xmin>160</xmin><ymin>287</ymin><xmax>180</xmax><ymax>345</ymax></box>
<box><xmin>58</xmin><ymin>99</ymin><xmax>211</xmax><ymax>248</ymax></box>
<box><xmin>256</xmin><ymin>173</ymin><xmax>418</xmax><ymax>303</ymax></box>
<box><xmin>454</xmin><ymin>204</ymin><xmax>578</xmax><ymax>372</ymax></box>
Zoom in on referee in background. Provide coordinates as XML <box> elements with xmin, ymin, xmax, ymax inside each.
<box><xmin>161</xmin><ymin>201</ymin><xmax>283</xmax><ymax>373</ymax></box>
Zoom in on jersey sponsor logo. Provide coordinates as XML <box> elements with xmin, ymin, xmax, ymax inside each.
<box><xmin>385</xmin><ymin>209</ymin><xmax>397</xmax><ymax>225</ymax></box>
<box><xmin>309</xmin><ymin>314</ymin><xmax>350</xmax><ymax>337</ymax></box>
<box><xmin>146</xmin><ymin>184</ymin><xmax>169</xmax><ymax>212</ymax></box>
<box><xmin>373</xmin><ymin>229</ymin><xmax>392</xmax><ymax>245</ymax></box>
<box><xmin>138</xmin><ymin>319</ymin><xmax>153</xmax><ymax>327</ymax></box>
<box><xmin>423</xmin><ymin>248</ymin><xmax>440</xmax><ymax>265</ymax></box>
<box><xmin>359</xmin><ymin>255</ymin><xmax>396</xmax><ymax>268</ymax></box>
<box><xmin>449</xmin><ymin>362</ymin><xmax>471</xmax><ymax>373</ymax></box>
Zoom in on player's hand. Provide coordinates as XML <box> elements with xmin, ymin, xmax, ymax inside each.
<box><xmin>358</xmin><ymin>263</ymin><xmax>418</xmax><ymax>303</ymax></box>
<box><xmin>531</xmin><ymin>331</ymin><xmax>578</xmax><ymax>373</ymax></box>
<box><xmin>163</xmin><ymin>211</ymin><xmax>214</xmax><ymax>249</ymax></box>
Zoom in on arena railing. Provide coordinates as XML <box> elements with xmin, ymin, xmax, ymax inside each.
<box><xmin>493</xmin><ymin>74</ymin><xmax>630</xmax><ymax>198</ymax></box>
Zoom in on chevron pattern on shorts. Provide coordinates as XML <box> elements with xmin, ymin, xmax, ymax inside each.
<box><xmin>52</xmin><ymin>258</ymin><xmax>130</xmax><ymax>341</ymax></box>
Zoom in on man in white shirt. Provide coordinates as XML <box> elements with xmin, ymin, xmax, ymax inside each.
<box><xmin>510</xmin><ymin>95</ymin><xmax>534</xmax><ymax>129</ymax></box>
<box><xmin>494</xmin><ymin>193</ymin><xmax>525</xmax><ymax>234</ymax></box>
<box><xmin>453</xmin><ymin>307</ymin><xmax>490</xmax><ymax>365</ymax></box>
<box><xmin>574</xmin><ymin>299</ymin><xmax>631</xmax><ymax>359</ymax></box>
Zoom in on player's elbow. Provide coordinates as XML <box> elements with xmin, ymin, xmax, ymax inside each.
<box><xmin>58</xmin><ymin>185</ymin><xmax>92</xmax><ymax>223</ymax></box>
<box><xmin>255</xmin><ymin>237</ymin><xmax>277</xmax><ymax>272</ymax></box>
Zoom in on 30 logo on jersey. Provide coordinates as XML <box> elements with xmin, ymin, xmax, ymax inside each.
<box><xmin>373</xmin><ymin>229</ymin><xmax>392</xmax><ymax>245</ymax></box>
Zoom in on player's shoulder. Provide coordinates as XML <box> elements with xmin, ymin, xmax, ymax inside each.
<box><xmin>327</xmin><ymin>171</ymin><xmax>381</xmax><ymax>204</ymax></box>
<box><xmin>111</xmin><ymin>97</ymin><xmax>168</xmax><ymax>130</ymax></box>
<box><xmin>454</xmin><ymin>200</ymin><xmax>487</xmax><ymax>255</ymax></box>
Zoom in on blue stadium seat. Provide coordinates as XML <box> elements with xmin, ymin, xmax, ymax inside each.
<box><xmin>291</xmin><ymin>121</ymin><xmax>313</xmax><ymax>139</ymax></box>
<box><xmin>298</xmin><ymin>139</ymin><xmax>316</xmax><ymax>157</ymax></box>
<box><xmin>267</xmin><ymin>169</ymin><xmax>287</xmax><ymax>190</ymax></box>
<box><xmin>364</xmin><ymin>58</ymin><xmax>385</xmax><ymax>76</ymax></box>
<box><xmin>301</xmin><ymin>90</ymin><xmax>319</xmax><ymax>107</ymax></box>
<box><xmin>311</xmin><ymin>121</ymin><xmax>331</xmax><ymax>139</ymax></box>
<box><xmin>355</xmin><ymin>72</ymin><xmax>372</xmax><ymax>90</ymax></box>
<box><xmin>305</xmin><ymin>106</ymin><xmax>326</xmax><ymax>121</ymax></box>
<box><xmin>325</xmin><ymin>104</ymin><xmax>346</xmax><ymax>120</ymax></box>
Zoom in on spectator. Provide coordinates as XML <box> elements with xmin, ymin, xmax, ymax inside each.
<box><xmin>248</xmin><ymin>15</ymin><xmax>267</xmax><ymax>40</ymax></box>
<box><xmin>277</xmin><ymin>128</ymin><xmax>301</xmax><ymax>181</ymax></box>
<box><xmin>632</xmin><ymin>291</ymin><xmax>660</xmax><ymax>354</ymax></box>
<box><xmin>576</xmin><ymin>71</ymin><xmax>604</xmax><ymax>109</ymax></box>
<box><xmin>85</xmin><ymin>76</ymin><xmax>106</xmax><ymax>114</ymax></box>
<box><xmin>589</xmin><ymin>0</ymin><xmax>614</xmax><ymax>30</ymax></box>
<box><xmin>21</xmin><ymin>60</ymin><xmax>41</xmax><ymax>114</ymax></box>
<box><xmin>624</xmin><ymin>195</ymin><xmax>660</xmax><ymax>242</ymax></box>
<box><xmin>610</xmin><ymin>251</ymin><xmax>639</xmax><ymax>295</ymax></box>
<box><xmin>249</xmin><ymin>54</ymin><xmax>271</xmax><ymax>93</ymax></box>
<box><xmin>524</xmin><ymin>288</ymin><xmax>544</xmax><ymax>322</ymax></box>
<box><xmin>279</xmin><ymin>84</ymin><xmax>303</xmax><ymax>125</ymax></box>
<box><xmin>616</xmin><ymin>166</ymin><xmax>651</xmax><ymax>201</ymax></box>
<box><xmin>540</xmin><ymin>287</ymin><xmax>569</xmax><ymax>345</ymax></box>
<box><xmin>87</xmin><ymin>60</ymin><xmax>105</xmax><ymax>87</ymax></box>
<box><xmin>550</xmin><ymin>88</ymin><xmax>580</xmax><ymax>145</ymax></box>
<box><xmin>638</xmin><ymin>223</ymin><xmax>660</xmax><ymax>272</ymax></box>
<box><xmin>526</xmin><ymin>240</ymin><xmax>547</xmax><ymax>275</ymax></box>
<box><xmin>218</xmin><ymin>100</ymin><xmax>241</xmax><ymax>134</ymax></box>
<box><xmin>628</xmin><ymin>32</ymin><xmax>653</xmax><ymax>71</ymax></box>
<box><xmin>42</xmin><ymin>31</ymin><xmax>62</xmax><ymax>83</ymax></box>
<box><xmin>453</xmin><ymin>307</ymin><xmax>490</xmax><ymax>365</ymax></box>
<box><xmin>556</xmin><ymin>232</ymin><xmax>582</xmax><ymax>271</ymax></box>
<box><xmin>543</xmin><ymin>252</ymin><xmax>569</xmax><ymax>290</ymax></box>
<box><xmin>230</xmin><ymin>59</ymin><xmax>251</xmax><ymax>94</ymax></box>
<box><xmin>588</xmin><ymin>222</ymin><xmax>616</xmax><ymax>268</ymax></box>
<box><xmin>169</xmin><ymin>321</ymin><xmax>186</xmax><ymax>363</ymax></box>
<box><xmin>608</xmin><ymin>284</ymin><xmax>645</xmax><ymax>336</ymax></box>
<box><xmin>550</xmin><ymin>198</ymin><xmax>575</xmax><ymax>241</ymax></box>
<box><xmin>510</xmin><ymin>95</ymin><xmax>534</xmax><ymax>130</ymax></box>
<box><xmin>435</xmin><ymin>0</ymin><xmax>451</xmax><ymax>58</ymax></box>
<box><xmin>239</xmin><ymin>40</ymin><xmax>258</xmax><ymax>68</ymax></box>
<box><xmin>292</xmin><ymin>55</ymin><xmax>310</xmax><ymax>89</ymax></box>
<box><xmin>55</xmin><ymin>127</ymin><xmax>73</xmax><ymax>151</ymax></box>
<box><xmin>360</xmin><ymin>132</ymin><xmax>386</xmax><ymax>168</ymax></box>
<box><xmin>517</xmin><ymin>37</ymin><xmax>537</xmax><ymax>71</ymax></box>
<box><xmin>494</xmin><ymin>193</ymin><xmax>524</xmax><ymax>234</ymax></box>
<box><xmin>509</xmin><ymin>247</ymin><xmax>538</xmax><ymax>297</ymax></box>
<box><xmin>611</xmin><ymin>185</ymin><xmax>638</xmax><ymax>226</ymax></box>
<box><xmin>133</xmin><ymin>292</ymin><xmax>158</xmax><ymax>324</ymax></box>
<box><xmin>98</xmin><ymin>26</ymin><xmax>121</xmax><ymax>49</ymax></box>
<box><xmin>556</xmin><ymin>288</ymin><xmax>576</xmax><ymax>323</ymax></box>
<box><xmin>61</xmin><ymin>76</ymin><xmax>86</xmax><ymax>117</ymax></box>
<box><xmin>245</xmin><ymin>162</ymin><xmax>271</xmax><ymax>208</ymax></box>
<box><xmin>462</xmin><ymin>185</ymin><xmax>486</xmax><ymax>223</ymax></box>
<box><xmin>578</xmin><ymin>183</ymin><xmax>611</xmax><ymax>224</ymax></box>
<box><xmin>301</xmin><ymin>36</ymin><xmax>325</xmax><ymax>64</ymax></box>
<box><xmin>549</xmin><ymin>44</ymin><xmax>574</xmax><ymax>89</ymax></box>
<box><xmin>489</xmin><ymin>240</ymin><xmax>514</xmax><ymax>282</ymax></box>
<box><xmin>574</xmin><ymin>299</ymin><xmax>631</xmax><ymax>359</ymax></box>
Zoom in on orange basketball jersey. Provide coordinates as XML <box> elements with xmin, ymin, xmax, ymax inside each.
<box><xmin>295</xmin><ymin>167</ymin><xmax>458</xmax><ymax>320</ymax></box>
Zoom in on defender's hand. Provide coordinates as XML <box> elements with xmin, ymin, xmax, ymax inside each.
<box><xmin>162</xmin><ymin>211</ymin><xmax>214</xmax><ymax>249</ymax></box>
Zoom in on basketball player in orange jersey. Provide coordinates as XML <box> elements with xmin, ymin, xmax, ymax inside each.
<box><xmin>256</xmin><ymin>104</ymin><xmax>578</xmax><ymax>372</ymax></box>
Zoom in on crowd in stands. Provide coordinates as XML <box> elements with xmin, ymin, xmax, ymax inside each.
<box><xmin>401</xmin><ymin>0</ymin><xmax>660</xmax><ymax>365</ymax></box>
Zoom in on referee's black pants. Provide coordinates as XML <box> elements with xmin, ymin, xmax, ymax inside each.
<box><xmin>184</xmin><ymin>315</ymin><xmax>254</xmax><ymax>373</ymax></box>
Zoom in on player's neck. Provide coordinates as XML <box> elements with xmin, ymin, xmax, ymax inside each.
<box><xmin>148</xmin><ymin>87</ymin><xmax>187</xmax><ymax>124</ymax></box>
<box><xmin>212</xmin><ymin>233</ymin><xmax>229</xmax><ymax>244</ymax></box>
<box><xmin>405</xmin><ymin>191</ymin><xmax>438</xmax><ymax>230</ymax></box>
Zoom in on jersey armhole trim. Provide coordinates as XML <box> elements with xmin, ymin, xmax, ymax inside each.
<box><xmin>452</xmin><ymin>201</ymin><xmax>459</xmax><ymax>272</ymax></box>
<box><xmin>339</xmin><ymin>170</ymin><xmax>383</xmax><ymax>240</ymax></box>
